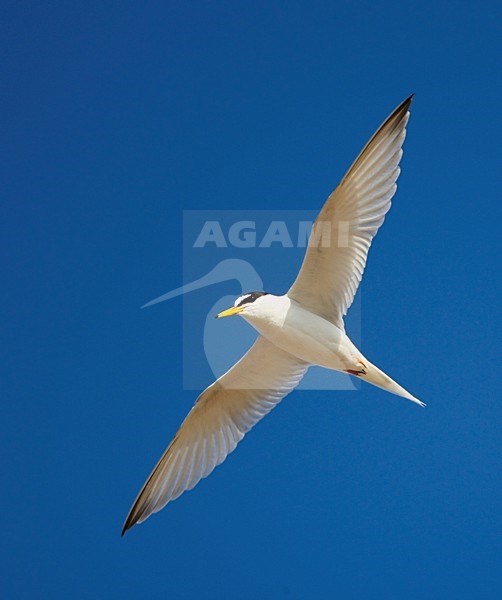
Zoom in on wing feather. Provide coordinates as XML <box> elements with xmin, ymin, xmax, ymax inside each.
<box><xmin>122</xmin><ymin>336</ymin><xmax>307</xmax><ymax>533</ymax></box>
<box><xmin>288</xmin><ymin>95</ymin><xmax>412</xmax><ymax>328</ymax></box>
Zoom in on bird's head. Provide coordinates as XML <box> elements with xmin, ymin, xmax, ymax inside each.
<box><xmin>216</xmin><ymin>292</ymin><xmax>270</xmax><ymax>319</ymax></box>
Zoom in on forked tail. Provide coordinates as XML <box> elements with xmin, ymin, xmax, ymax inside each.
<box><xmin>360</xmin><ymin>361</ymin><xmax>425</xmax><ymax>407</ymax></box>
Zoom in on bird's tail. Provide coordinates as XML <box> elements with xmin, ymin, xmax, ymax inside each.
<box><xmin>361</xmin><ymin>360</ymin><xmax>425</xmax><ymax>407</ymax></box>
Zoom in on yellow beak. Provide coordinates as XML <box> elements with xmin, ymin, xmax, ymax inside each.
<box><xmin>216</xmin><ymin>306</ymin><xmax>244</xmax><ymax>318</ymax></box>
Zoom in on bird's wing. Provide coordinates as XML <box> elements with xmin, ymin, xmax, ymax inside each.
<box><xmin>122</xmin><ymin>336</ymin><xmax>308</xmax><ymax>534</ymax></box>
<box><xmin>288</xmin><ymin>95</ymin><xmax>412</xmax><ymax>329</ymax></box>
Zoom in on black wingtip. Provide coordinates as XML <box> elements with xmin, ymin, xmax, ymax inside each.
<box><xmin>387</xmin><ymin>94</ymin><xmax>414</xmax><ymax>126</ymax></box>
<box><xmin>121</xmin><ymin>517</ymin><xmax>133</xmax><ymax>537</ymax></box>
<box><xmin>403</xmin><ymin>93</ymin><xmax>414</xmax><ymax>108</ymax></box>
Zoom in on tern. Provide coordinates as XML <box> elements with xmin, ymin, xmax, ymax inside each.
<box><xmin>122</xmin><ymin>95</ymin><xmax>423</xmax><ymax>535</ymax></box>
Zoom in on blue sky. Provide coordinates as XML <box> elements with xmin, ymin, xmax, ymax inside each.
<box><xmin>1</xmin><ymin>1</ymin><xmax>500</xmax><ymax>598</ymax></box>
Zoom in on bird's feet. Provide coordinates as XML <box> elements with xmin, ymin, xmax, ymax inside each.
<box><xmin>345</xmin><ymin>360</ymin><xmax>367</xmax><ymax>377</ymax></box>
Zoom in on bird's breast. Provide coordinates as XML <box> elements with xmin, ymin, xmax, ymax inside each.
<box><xmin>243</xmin><ymin>297</ymin><xmax>355</xmax><ymax>370</ymax></box>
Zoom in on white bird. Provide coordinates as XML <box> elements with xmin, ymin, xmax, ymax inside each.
<box><xmin>122</xmin><ymin>95</ymin><xmax>423</xmax><ymax>535</ymax></box>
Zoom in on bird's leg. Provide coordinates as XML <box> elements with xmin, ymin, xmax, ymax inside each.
<box><xmin>345</xmin><ymin>360</ymin><xmax>367</xmax><ymax>377</ymax></box>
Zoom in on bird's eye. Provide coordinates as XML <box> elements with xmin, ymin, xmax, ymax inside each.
<box><xmin>234</xmin><ymin>292</ymin><xmax>268</xmax><ymax>307</ymax></box>
<box><xmin>234</xmin><ymin>294</ymin><xmax>251</xmax><ymax>307</ymax></box>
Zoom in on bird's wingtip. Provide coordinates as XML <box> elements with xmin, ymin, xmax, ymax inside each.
<box><xmin>121</xmin><ymin>516</ymin><xmax>134</xmax><ymax>537</ymax></box>
<box><xmin>400</xmin><ymin>93</ymin><xmax>414</xmax><ymax>112</ymax></box>
<box><xmin>392</xmin><ymin>94</ymin><xmax>414</xmax><ymax>117</ymax></box>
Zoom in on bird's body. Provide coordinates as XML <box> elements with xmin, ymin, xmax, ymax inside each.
<box><xmin>240</xmin><ymin>293</ymin><xmax>422</xmax><ymax>404</ymax></box>
<box><xmin>122</xmin><ymin>95</ymin><xmax>424</xmax><ymax>535</ymax></box>
<box><xmin>240</xmin><ymin>294</ymin><xmax>355</xmax><ymax>371</ymax></box>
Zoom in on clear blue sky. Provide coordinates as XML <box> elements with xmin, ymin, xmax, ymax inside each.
<box><xmin>1</xmin><ymin>1</ymin><xmax>500</xmax><ymax>598</ymax></box>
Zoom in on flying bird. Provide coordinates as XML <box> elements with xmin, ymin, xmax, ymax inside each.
<box><xmin>122</xmin><ymin>95</ymin><xmax>423</xmax><ymax>535</ymax></box>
